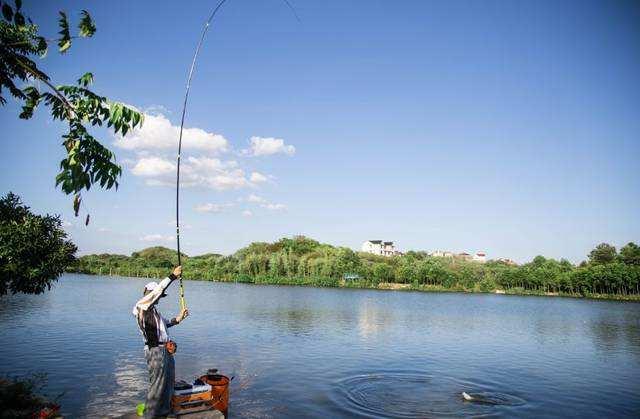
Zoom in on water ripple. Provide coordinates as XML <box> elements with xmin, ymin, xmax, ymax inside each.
<box><xmin>333</xmin><ymin>371</ymin><xmax>525</xmax><ymax>418</ymax></box>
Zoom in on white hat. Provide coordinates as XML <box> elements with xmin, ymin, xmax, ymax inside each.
<box><xmin>144</xmin><ymin>281</ymin><xmax>167</xmax><ymax>297</ymax></box>
<box><xmin>144</xmin><ymin>282</ymin><xmax>159</xmax><ymax>292</ymax></box>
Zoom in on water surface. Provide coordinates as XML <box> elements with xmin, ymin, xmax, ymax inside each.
<box><xmin>1</xmin><ymin>274</ymin><xmax>639</xmax><ymax>417</ymax></box>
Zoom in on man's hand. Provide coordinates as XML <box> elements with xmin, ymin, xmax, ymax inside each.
<box><xmin>177</xmin><ymin>307</ymin><xmax>189</xmax><ymax>323</ymax></box>
<box><xmin>173</xmin><ymin>265</ymin><xmax>182</xmax><ymax>277</ymax></box>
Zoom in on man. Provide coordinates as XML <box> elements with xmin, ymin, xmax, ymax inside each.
<box><xmin>132</xmin><ymin>265</ymin><xmax>189</xmax><ymax>418</ymax></box>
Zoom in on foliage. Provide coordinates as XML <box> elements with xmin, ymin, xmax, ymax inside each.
<box><xmin>588</xmin><ymin>243</ymin><xmax>617</xmax><ymax>265</ymax></box>
<box><xmin>0</xmin><ymin>374</ymin><xmax>60</xmax><ymax>419</ymax></box>
<box><xmin>0</xmin><ymin>192</ymin><xmax>76</xmax><ymax>295</ymax></box>
<box><xmin>71</xmin><ymin>236</ymin><xmax>640</xmax><ymax>300</ymax></box>
<box><xmin>131</xmin><ymin>246</ymin><xmax>187</xmax><ymax>269</ymax></box>
<box><xmin>0</xmin><ymin>1</ymin><xmax>143</xmax><ymax>217</ymax></box>
<box><xmin>619</xmin><ymin>242</ymin><xmax>640</xmax><ymax>266</ymax></box>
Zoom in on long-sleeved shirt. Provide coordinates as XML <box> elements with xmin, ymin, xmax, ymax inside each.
<box><xmin>132</xmin><ymin>274</ymin><xmax>178</xmax><ymax>347</ymax></box>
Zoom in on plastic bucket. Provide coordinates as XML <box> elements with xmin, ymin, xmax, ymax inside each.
<box><xmin>198</xmin><ymin>373</ymin><xmax>230</xmax><ymax>416</ymax></box>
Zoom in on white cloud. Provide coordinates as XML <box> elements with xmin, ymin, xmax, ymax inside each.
<box><xmin>261</xmin><ymin>203</ymin><xmax>287</xmax><ymax>211</ymax></box>
<box><xmin>245</xmin><ymin>194</ymin><xmax>286</xmax><ymax>211</ymax></box>
<box><xmin>144</xmin><ymin>104</ymin><xmax>172</xmax><ymax>115</ymax></box>
<box><xmin>132</xmin><ymin>157</ymin><xmax>175</xmax><ymax>177</ymax></box>
<box><xmin>242</xmin><ymin>210</ymin><xmax>253</xmax><ymax>217</ymax></box>
<box><xmin>130</xmin><ymin>155</ymin><xmax>255</xmax><ymax>190</ymax></box>
<box><xmin>115</xmin><ymin>113</ymin><xmax>228</xmax><ymax>153</ymax></box>
<box><xmin>97</xmin><ymin>227</ymin><xmax>111</xmax><ymax>233</ymax></box>
<box><xmin>250</xmin><ymin>171</ymin><xmax>268</xmax><ymax>183</ymax></box>
<box><xmin>62</xmin><ymin>220</ymin><xmax>73</xmax><ymax>228</ymax></box>
<box><xmin>140</xmin><ymin>234</ymin><xmax>174</xmax><ymax>243</ymax></box>
<box><xmin>182</xmin><ymin>157</ymin><xmax>249</xmax><ymax>190</ymax></box>
<box><xmin>247</xmin><ymin>194</ymin><xmax>267</xmax><ymax>204</ymax></box>
<box><xmin>194</xmin><ymin>203</ymin><xmax>234</xmax><ymax>213</ymax></box>
<box><xmin>245</xmin><ymin>136</ymin><xmax>295</xmax><ymax>156</ymax></box>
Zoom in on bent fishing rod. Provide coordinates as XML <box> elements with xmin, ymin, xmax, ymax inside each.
<box><xmin>175</xmin><ymin>0</ymin><xmax>229</xmax><ymax>310</ymax></box>
<box><xmin>174</xmin><ymin>0</ymin><xmax>299</xmax><ymax>310</ymax></box>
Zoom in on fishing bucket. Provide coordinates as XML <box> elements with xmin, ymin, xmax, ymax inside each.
<box><xmin>171</xmin><ymin>369</ymin><xmax>230</xmax><ymax>417</ymax></box>
<box><xmin>198</xmin><ymin>369</ymin><xmax>230</xmax><ymax>416</ymax></box>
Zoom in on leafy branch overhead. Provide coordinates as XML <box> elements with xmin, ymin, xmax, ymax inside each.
<box><xmin>0</xmin><ymin>0</ymin><xmax>143</xmax><ymax>219</ymax></box>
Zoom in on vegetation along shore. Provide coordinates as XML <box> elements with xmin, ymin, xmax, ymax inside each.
<box><xmin>70</xmin><ymin>236</ymin><xmax>640</xmax><ymax>301</ymax></box>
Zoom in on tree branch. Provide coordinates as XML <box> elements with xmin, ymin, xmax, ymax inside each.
<box><xmin>13</xmin><ymin>56</ymin><xmax>76</xmax><ymax>119</ymax></box>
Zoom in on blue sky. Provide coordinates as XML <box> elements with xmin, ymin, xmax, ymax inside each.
<box><xmin>1</xmin><ymin>0</ymin><xmax>639</xmax><ymax>263</ymax></box>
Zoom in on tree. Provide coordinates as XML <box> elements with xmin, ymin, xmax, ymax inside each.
<box><xmin>372</xmin><ymin>263</ymin><xmax>393</xmax><ymax>283</ymax></box>
<box><xmin>396</xmin><ymin>262</ymin><xmax>417</xmax><ymax>283</ymax></box>
<box><xmin>0</xmin><ymin>192</ymin><xmax>76</xmax><ymax>295</ymax></box>
<box><xmin>588</xmin><ymin>243</ymin><xmax>617</xmax><ymax>265</ymax></box>
<box><xmin>334</xmin><ymin>247</ymin><xmax>361</xmax><ymax>276</ymax></box>
<box><xmin>1</xmin><ymin>1</ymin><xmax>143</xmax><ymax>218</ymax></box>
<box><xmin>620</xmin><ymin>242</ymin><xmax>640</xmax><ymax>266</ymax></box>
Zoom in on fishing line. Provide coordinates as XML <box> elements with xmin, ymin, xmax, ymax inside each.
<box><xmin>174</xmin><ymin>0</ymin><xmax>300</xmax><ymax>310</ymax></box>
<box><xmin>175</xmin><ymin>0</ymin><xmax>229</xmax><ymax>310</ymax></box>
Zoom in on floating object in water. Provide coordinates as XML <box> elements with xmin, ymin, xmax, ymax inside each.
<box><xmin>462</xmin><ymin>391</ymin><xmax>499</xmax><ymax>404</ymax></box>
<box><xmin>461</xmin><ymin>391</ymin><xmax>526</xmax><ymax>406</ymax></box>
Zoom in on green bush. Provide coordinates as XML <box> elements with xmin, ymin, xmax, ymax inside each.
<box><xmin>72</xmin><ymin>237</ymin><xmax>640</xmax><ymax>299</ymax></box>
<box><xmin>0</xmin><ymin>192</ymin><xmax>76</xmax><ymax>295</ymax></box>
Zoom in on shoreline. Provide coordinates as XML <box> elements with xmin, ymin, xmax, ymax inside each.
<box><xmin>67</xmin><ymin>271</ymin><xmax>640</xmax><ymax>302</ymax></box>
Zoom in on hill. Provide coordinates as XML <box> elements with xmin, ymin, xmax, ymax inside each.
<box><xmin>69</xmin><ymin>237</ymin><xmax>640</xmax><ymax>300</ymax></box>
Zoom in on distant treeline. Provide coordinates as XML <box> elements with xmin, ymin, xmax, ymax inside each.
<box><xmin>70</xmin><ymin>237</ymin><xmax>640</xmax><ymax>299</ymax></box>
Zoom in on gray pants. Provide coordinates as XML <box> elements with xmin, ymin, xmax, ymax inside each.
<box><xmin>144</xmin><ymin>345</ymin><xmax>175</xmax><ymax>418</ymax></box>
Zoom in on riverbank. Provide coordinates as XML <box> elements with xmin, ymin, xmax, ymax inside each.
<box><xmin>68</xmin><ymin>270</ymin><xmax>640</xmax><ymax>302</ymax></box>
<box><xmin>69</xmin><ymin>237</ymin><xmax>640</xmax><ymax>303</ymax></box>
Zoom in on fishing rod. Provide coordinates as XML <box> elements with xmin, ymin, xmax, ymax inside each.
<box><xmin>176</xmin><ymin>0</ymin><xmax>229</xmax><ymax>310</ymax></box>
<box><xmin>174</xmin><ymin>0</ymin><xmax>299</xmax><ymax>310</ymax></box>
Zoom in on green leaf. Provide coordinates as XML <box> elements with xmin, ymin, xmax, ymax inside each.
<box><xmin>58</xmin><ymin>11</ymin><xmax>71</xmax><ymax>53</ymax></box>
<box><xmin>77</xmin><ymin>72</ymin><xmax>94</xmax><ymax>87</ymax></box>
<box><xmin>19</xmin><ymin>87</ymin><xmax>42</xmax><ymax>120</ymax></box>
<box><xmin>78</xmin><ymin>10</ymin><xmax>96</xmax><ymax>37</ymax></box>
<box><xmin>14</xmin><ymin>10</ymin><xmax>24</xmax><ymax>26</ymax></box>
<box><xmin>55</xmin><ymin>173</ymin><xmax>66</xmax><ymax>186</ymax></box>
<box><xmin>36</xmin><ymin>36</ymin><xmax>48</xmax><ymax>58</ymax></box>
<box><xmin>2</xmin><ymin>3</ymin><xmax>13</xmax><ymax>21</ymax></box>
<box><xmin>111</xmin><ymin>103</ymin><xmax>122</xmax><ymax>125</ymax></box>
<box><xmin>132</xmin><ymin>111</ymin><xmax>141</xmax><ymax>127</ymax></box>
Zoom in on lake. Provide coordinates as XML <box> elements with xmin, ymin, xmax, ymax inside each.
<box><xmin>1</xmin><ymin>274</ymin><xmax>639</xmax><ymax>418</ymax></box>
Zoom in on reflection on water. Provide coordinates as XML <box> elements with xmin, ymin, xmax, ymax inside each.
<box><xmin>1</xmin><ymin>275</ymin><xmax>639</xmax><ymax>418</ymax></box>
<box><xmin>358</xmin><ymin>298</ymin><xmax>394</xmax><ymax>339</ymax></box>
<box><xmin>85</xmin><ymin>354</ymin><xmax>147</xmax><ymax>416</ymax></box>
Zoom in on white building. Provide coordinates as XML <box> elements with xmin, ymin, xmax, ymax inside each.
<box><xmin>430</xmin><ymin>250</ymin><xmax>486</xmax><ymax>263</ymax></box>
<box><xmin>429</xmin><ymin>250</ymin><xmax>454</xmax><ymax>258</ymax></box>
<box><xmin>473</xmin><ymin>252</ymin><xmax>486</xmax><ymax>263</ymax></box>
<box><xmin>497</xmin><ymin>257</ymin><xmax>517</xmax><ymax>266</ymax></box>
<box><xmin>362</xmin><ymin>240</ymin><xmax>398</xmax><ymax>257</ymax></box>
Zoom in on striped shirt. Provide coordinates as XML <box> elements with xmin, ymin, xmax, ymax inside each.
<box><xmin>133</xmin><ymin>275</ymin><xmax>178</xmax><ymax>346</ymax></box>
<box><xmin>137</xmin><ymin>306</ymin><xmax>178</xmax><ymax>346</ymax></box>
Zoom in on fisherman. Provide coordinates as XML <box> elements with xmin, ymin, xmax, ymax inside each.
<box><xmin>132</xmin><ymin>265</ymin><xmax>189</xmax><ymax>418</ymax></box>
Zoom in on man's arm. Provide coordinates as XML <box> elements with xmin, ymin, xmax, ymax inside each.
<box><xmin>132</xmin><ymin>266</ymin><xmax>182</xmax><ymax>314</ymax></box>
<box><xmin>165</xmin><ymin>307</ymin><xmax>189</xmax><ymax>328</ymax></box>
<box><xmin>157</xmin><ymin>265</ymin><xmax>182</xmax><ymax>296</ymax></box>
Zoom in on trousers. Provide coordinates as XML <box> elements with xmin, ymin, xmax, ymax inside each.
<box><xmin>144</xmin><ymin>345</ymin><xmax>175</xmax><ymax>418</ymax></box>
